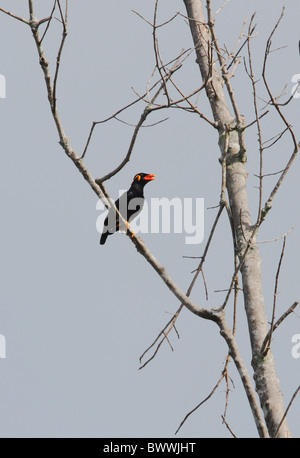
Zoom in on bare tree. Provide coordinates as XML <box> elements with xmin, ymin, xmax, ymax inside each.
<box><xmin>1</xmin><ymin>0</ymin><xmax>299</xmax><ymax>438</ymax></box>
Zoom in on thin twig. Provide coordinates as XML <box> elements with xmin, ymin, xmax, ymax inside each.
<box><xmin>273</xmin><ymin>384</ymin><xmax>300</xmax><ymax>438</ymax></box>
<box><xmin>262</xmin><ymin>126</ymin><xmax>290</xmax><ymax>150</ymax></box>
<box><xmin>175</xmin><ymin>361</ymin><xmax>229</xmax><ymax>434</ymax></box>
<box><xmin>253</xmin><ymin>169</ymin><xmax>285</xmax><ymax>179</ymax></box>
<box><xmin>221</xmin><ymin>415</ymin><xmax>237</xmax><ymax>438</ymax></box>
<box><xmin>261</xmin><ymin>237</ymin><xmax>286</xmax><ymax>357</ymax></box>
<box><xmin>114</xmin><ymin>116</ymin><xmax>169</xmax><ymax>128</ymax></box>
<box><xmin>206</xmin><ymin>0</ymin><xmax>242</xmax><ymax>123</ymax></box>
<box><xmin>0</xmin><ymin>7</ymin><xmax>29</xmax><ymax>24</ymax></box>
<box><xmin>95</xmin><ymin>52</ymin><xmax>186</xmax><ymax>181</ymax></box>
<box><xmin>153</xmin><ymin>0</ymin><xmax>170</xmax><ymax>105</ymax></box>
<box><xmin>82</xmin><ymin>48</ymin><xmax>187</xmax><ymax>163</ymax></box>
<box><xmin>255</xmin><ymin>226</ymin><xmax>294</xmax><ymax>244</ymax></box>
<box><xmin>4</xmin><ymin>4</ymin><xmax>269</xmax><ymax>437</ymax></box>
<box><xmin>227</xmin><ymin>23</ymin><xmax>257</xmax><ymax>70</ymax></box>
<box><xmin>260</xmin><ymin>8</ymin><xmax>299</xmax><ymax>224</ymax></box>
<box><xmin>245</xmin><ymin>110</ymin><xmax>269</xmax><ymax>129</ymax></box>
<box><xmin>167</xmin><ymin>76</ymin><xmax>217</xmax><ymax>127</ymax></box>
<box><xmin>39</xmin><ymin>1</ymin><xmax>57</xmax><ymax>44</ymax></box>
<box><xmin>215</xmin><ymin>0</ymin><xmax>231</xmax><ymax>16</ymax></box>
<box><xmin>52</xmin><ymin>0</ymin><xmax>68</xmax><ymax>112</ymax></box>
<box><xmin>245</xmin><ymin>13</ymin><xmax>264</xmax><ymax>225</ymax></box>
<box><xmin>260</xmin><ymin>301</ymin><xmax>299</xmax><ymax>356</ymax></box>
<box><xmin>139</xmin><ymin>205</ymin><xmax>224</xmax><ymax>368</ymax></box>
<box><xmin>132</xmin><ymin>9</ymin><xmax>180</xmax><ymax>29</ymax></box>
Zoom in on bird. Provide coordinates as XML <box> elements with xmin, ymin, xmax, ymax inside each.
<box><xmin>100</xmin><ymin>173</ymin><xmax>156</xmax><ymax>245</ymax></box>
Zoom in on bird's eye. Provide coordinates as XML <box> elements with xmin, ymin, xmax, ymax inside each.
<box><xmin>135</xmin><ymin>174</ymin><xmax>141</xmax><ymax>181</ymax></box>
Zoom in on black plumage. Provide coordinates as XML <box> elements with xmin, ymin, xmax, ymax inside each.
<box><xmin>100</xmin><ymin>173</ymin><xmax>155</xmax><ymax>245</ymax></box>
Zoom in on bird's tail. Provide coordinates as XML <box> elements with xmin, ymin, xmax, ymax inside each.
<box><xmin>100</xmin><ymin>231</ymin><xmax>109</xmax><ymax>245</ymax></box>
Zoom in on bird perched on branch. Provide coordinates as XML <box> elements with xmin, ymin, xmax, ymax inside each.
<box><xmin>100</xmin><ymin>173</ymin><xmax>156</xmax><ymax>245</ymax></box>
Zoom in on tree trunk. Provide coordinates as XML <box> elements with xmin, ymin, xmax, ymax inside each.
<box><xmin>183</xmin><ymin>0</ymin><xmax>291</xmax><ymax>437</ymax></box>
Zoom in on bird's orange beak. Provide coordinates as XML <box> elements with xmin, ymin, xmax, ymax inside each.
<box><xmin>144</xmin><ymin>174</ymin><xmax>156</xmax><ymax>181</ymax></box>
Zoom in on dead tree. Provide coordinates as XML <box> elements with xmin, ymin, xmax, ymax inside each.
<box><xmin>1</xmin><ymin>0</ymin><xmax>299</xmax><ymax>438</ymax></box>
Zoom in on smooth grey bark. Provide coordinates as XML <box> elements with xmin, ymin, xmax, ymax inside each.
<box><xmin>183</xmin><ymin>0</ymin><xmax>291</xmax><ymax>437</ymax></box>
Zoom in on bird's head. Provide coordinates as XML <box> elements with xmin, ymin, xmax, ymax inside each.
<box><xmin>132</xmin><ymin>173</ymin><xmax>156</xmax><ymax>186</ymax></box>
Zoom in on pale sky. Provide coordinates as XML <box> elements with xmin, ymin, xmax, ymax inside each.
<box><xmin>0</xmin><ymin>0</ymin><xmax>299</xmax><ymax>438</ymax></box>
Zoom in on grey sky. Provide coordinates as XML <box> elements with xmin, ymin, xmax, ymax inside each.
<box><xmin>0</xmin><ymin>0</ymin><xmax>299</xmax><ymax>437</ymax></box>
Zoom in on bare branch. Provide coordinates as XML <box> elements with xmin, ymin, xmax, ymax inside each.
<box><xmin>114</xmin><ymin>116</ymin><xmax>169</xmax><ymax>128</ymax></box>
<box><xmin>221</xmin><ymin>415</ymin><xmax>237</xmax><ymax>438</ymax></box>
<box><xmin>227</xmin><ymin>23</ymin><xmax>257</xmax><ymax>70</ymax></box>
<box><xmin>131</xmin><ymin>9</ymin><xmax>153</xmax><ymax>27</ymax></box>
<box><xmin>152</xmin><ymin>0</ymin><xmax>171</xmax><ymax>105</ymax></box>
<box><xmin>244</xmin><ymin>110</ymin><xmax>269</xmax><ymax>129</ymax></box>
<box><xmin>4</xmin><ymin>0</ymin><xmax>296</xmax><ymax>439</ymax></box>
<box><xmin>139</xmin><ymin>204</ymin><xmax>224</xmax><ymax>368</ymax></box>
<box><xmin>215</xmin><ymin>0</ymin><xmax>231</xmax><ymax>16</ymax></box>
<box><xmin>81</xmin><ymin>89</ymin><xmax>156</xmax><ymax>159</ymax></box>
<box><xmin>26</xmin><ymin>1</ymin><xmax>222</xmax><ymax>326</ymax></box>
<box><xmin>206</xmin><ymin>0</ymin><xmax>242</xmax><ymax>123</ymax></box>
<box><xmin>245</xmin><ymin>13</ymin><xmax>264</xmax><ymax>224</ymax></box>
<box><xmin>94</xmin><ymin>52</ymin><xmax>186</xmax><ymax>181</ymax></box>
<box><xmin>39</xmin><ymin>1</ymin><xmax>57</xmax><ymax>44</ymax></box>
<box><xmin>262</xmin><ymin>126</ymin><xmax>290</xmax><ymax>150</ymax></box>
<box><xmin>260</xmin><ymin>301</ymin><xmax>299</xmax><ymax>356</ymax></box>
<box><xmin>175</xmin><ymin>310</ymin><xmax>269</xmax><ymax>438</ymax></box>
<box><xmin>132</xmin><ymin>9</ymin><xmax>180</xmax><ymax>29</ymax></box>
<box><xmin>261</xmin><ymin>237</ymin><xmax>287</xmax><ymax>357</ymax></box>
<box><xmin>52</xmin><ymin>0</ymin><xmax>68</xmax><ymax>111</ymax></box>
<box><xmin>0</xmin><ymin>7</ymin><xmax>29</xmax><ymax>24</ymax></box>
<box><xmin>260</xmin><ymin>8</ymin><xmax>299</xmax><ymax>223</ymax></box>
<box><xmin>276</xmin><ymin>80</ymin><xmax>300</xmax><ymax>106</ymax></box>
<box><xmin>82</xmin><ymin>46</ymin><xmax>190</xmax><ymax>163</ymax></box>
<box><xmin>175</xmin><ymin>358</ymin><xmax>230</xmax><ymax>435</ymax></box>
<box><xmin>255</xmin><ymin>225</ymin><xmax>294</xmax><ymax>244</ymax></box>
<box><xmin>167</xmin><ymin>76</ymin><xmax>217</xmax><ymax>127</ymax></box>
<box><xmin>273</xmin><ymin>385</ymin><xmax>300</xmax><ymax>438</ymax></box>
<box><xmin>139</xmin><ymin>310</ymin><xmax>181</xmax><ymax>369</ymax></box>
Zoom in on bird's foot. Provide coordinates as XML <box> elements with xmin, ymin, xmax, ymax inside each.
<box><xmin>126</xmin><ymin>221</ymin><xmax>135</xmax><ymax>238</ymax></box>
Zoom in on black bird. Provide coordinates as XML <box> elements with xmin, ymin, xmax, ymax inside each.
<box><xmin>100</xmin><ymin>173</ymin><xmax>156</xmax><ymax>245</ymax></box>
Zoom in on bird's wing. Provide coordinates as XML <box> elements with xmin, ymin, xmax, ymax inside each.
<box><xmin>102</xmin><ymin>189</ymin><xmax>144</xmax><ymax>233</ymax></box>
<box><xmin>102</xmin><ymin>191</ymin><xmax>128</xmax><ymax>234</ymax></box>
<box><xmin>127</xmin><ymin>190</ymin><xmax>144</xmax><ymax>222</ymax></box>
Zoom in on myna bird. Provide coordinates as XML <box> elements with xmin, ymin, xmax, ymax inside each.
<box><xmin>100</xmin><ymin>173</ymin><xmax>156</xmax><ymax>245</ymax></box>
